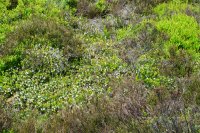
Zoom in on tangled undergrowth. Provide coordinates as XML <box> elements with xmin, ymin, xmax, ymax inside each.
<box><xmin>0</xmin><ymin>0</ymin><xmax>200</xmax><ymax>132</ymax></box>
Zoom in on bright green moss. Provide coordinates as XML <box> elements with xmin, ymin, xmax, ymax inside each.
<box><xmin>154</xmin><ymin>1</ymin><xmax>188</xmax><ymax>16</ymax></box>
<box><xmin>156</xmin><ymin>14</ymin><xmax>200</xmax><ymax>51</ymax></box>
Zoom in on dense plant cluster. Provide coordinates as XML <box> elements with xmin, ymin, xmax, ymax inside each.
<box><xmin>0</xmin><ymin>0</ymin><xmax>200</xmax><ymax>132</ymax></box>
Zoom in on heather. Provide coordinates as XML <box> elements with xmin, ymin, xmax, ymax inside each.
<box><xmin>0</xmin><ymin>0</ymin><xmax>200</xmax><ymax>132</ymax></box>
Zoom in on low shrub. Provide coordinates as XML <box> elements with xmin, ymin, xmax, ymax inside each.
<box><xmin>9</xmin><ymin>76</ymin><xmax>200</xmax><ymax>132</ymax></box>
<box><xmin>159</xmin><ymin>46</ymin><xmax>195</xmax><ymax>77</ymax></box>
<box><xmin>21</xmin><ymin>45</ymin><xmax>67</xmax><ymax>75</ymax></box>
<box><xmin>1</xmin><ymin>16</ymin><xmax>82</xmax><ymax>57</ymax></box>
<box><xmin>11</xmin><ymin>78</ymin><xmax>151</xmax><ymax>133</ymax></box>
<box><xmin>77</xmin><ymin>0</ymin><xmax>110</xmax><ymax>18</ymax></box>
<box><xmin>183</xmin><ymin>75</ymin><xmax>200</xmax><ymax>105</ymax></box>
<box><xmin>0</xmin><ymin>16</ymin><xmax>83</xmax><ymax>72</ymax></box>
<box><xmin>0</xmin><ymin>98</ymin><xmax>12</xmax><ymax>132</ymax></box>
<box><xmin>133</xmin><ymin>0</ymin><xmax>169</xmax><ymax>14</ymax></box>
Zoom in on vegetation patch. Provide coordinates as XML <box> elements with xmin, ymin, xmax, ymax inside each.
<box><xmin>1</xmin><ymin>0</ymin><xmax>200</xmax><ymax>132</ymax></box>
